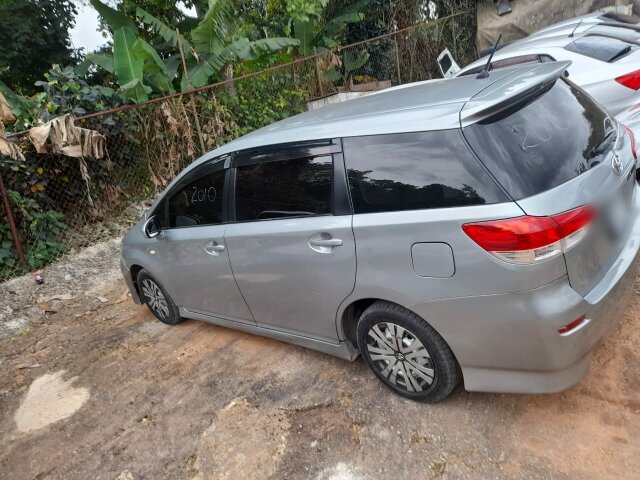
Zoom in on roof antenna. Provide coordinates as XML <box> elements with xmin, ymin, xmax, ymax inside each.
<box><xmin>569</xmin><ymin>19</ymin><xmax>583</xmax><ymax>38</ymax></box>
<box><xmin>476</xmin><ymin>33</ymin><xmax>502</xmax><ymax>79</ymax></box>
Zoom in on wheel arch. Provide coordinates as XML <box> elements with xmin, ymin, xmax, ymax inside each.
<box><xmin>130</xmin><ymin>264</ymin><xmax>144</xmax><ymax>297</ymax></box>
<box><xmin>338</xmin><ymin>297</ymin><xmax>461</xmax><ymax>364</ymax></box>
<box><xmin>339</xmin><ymin>297</ymin><xmax>443</xmax><ymax>346</ymax></box>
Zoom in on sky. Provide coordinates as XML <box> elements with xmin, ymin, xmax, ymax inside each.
<box><xmin>69</xmin><ymin>1</ymin><xmax>107</xmax><ymax>53</ymax></box>
<box><xmin>69</xmin><ymin>1</ymin><xmax>197</xmax><ymax>54</ymax></box>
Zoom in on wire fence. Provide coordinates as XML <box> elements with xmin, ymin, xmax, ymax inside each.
<box><xmin>0</xmin><ymin>8</ymin><xmax>476</xmax><ymax>281</ymax></box>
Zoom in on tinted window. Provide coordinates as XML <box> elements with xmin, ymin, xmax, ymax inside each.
<box><xmin>343</xmin><ymin>130</ymin><xmax>507</xmax><ymax>214</ymax></box>
<box><xmin>235</xmin><ymin>156</ymin><xmax>332</xmax><ymax>221</ymax></box>
<box><xmin>463</xmin><ymin>79</ymin><xmax>613</xmax><ymax>200</ymax></box>
<box><xmin>565</xmin><ymin>35</ymin><xmax>636</xmax><ymax>62</ymax></box>
<box><xmin>167</xmin><ymin>164</ymin><xmax>225</xmax><ymax>228</ymax></box>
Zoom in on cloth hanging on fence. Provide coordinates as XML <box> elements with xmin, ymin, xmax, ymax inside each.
<box><xmin>28</xmin><ymin>114</ymin><xmax>107</xmax><ymax>159</ymax></box>
<box><xmin>0</xmin><ymin>92</ymin><xmax>15</xmax><ymax>123</ymax></box>
<box><xmin>0</xmin><ymin>94</ymin><xmax>24</xmax><ymax>161</ymax></box>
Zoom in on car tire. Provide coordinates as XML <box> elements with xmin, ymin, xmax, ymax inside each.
<box><xmin>357</xmin><ymin>301</ymin><xmax>461</xmax><ymax>402</ymax></box>
<box><xmin>137</xmin><ymin>269</ymin><xmax>182</xmax><ymax>325</ymax></box>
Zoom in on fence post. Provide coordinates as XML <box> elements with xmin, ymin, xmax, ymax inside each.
<box><xmin>314</xmin><ymin>56</ymin><xmax>324</xmax><ymax>98</ymax></box>
<box><xmin>0</xmin><ymin>172</ymin><xmax>27</xmax><ymax>268</ymax></box>
<box><xmin>394</xmin><ymin>39</ymin><xmax>402</xmax><ymax>85</ymax></box>
<box><xmin>177</xmin><ymin>29</ymin><xmax>207</xmax><ymax>155</ymax></box>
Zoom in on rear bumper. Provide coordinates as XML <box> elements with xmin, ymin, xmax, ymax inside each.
<box><xmin>410</xmin><ymin>195</ymin><xmax>640</xmax><ymax>394</ymax></box>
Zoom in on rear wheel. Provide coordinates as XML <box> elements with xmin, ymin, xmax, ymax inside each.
<box><xmin>357</xmin><ymin>301</ymin><xmax>460</xmax><ymax>402</ymax></box>
<box><xmin>137</xmin><ymin>269</ymin><xmax>182</xmax><ymax>325</ymax></box>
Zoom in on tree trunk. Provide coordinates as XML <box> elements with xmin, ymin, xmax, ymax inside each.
<box><xmin>223</xmin><ymin>64</ymin><xmax>237</xmax><ymax>97</ymax></box>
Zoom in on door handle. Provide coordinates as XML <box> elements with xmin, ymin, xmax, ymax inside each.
<box><xmin>309</xmin><ymin>238</ymin><xmax>343</xmax><ymax>247</ymax></box>
<box><xmin>309</xmin><ymin>234</ymin><xmax>343</xmax><ymax>253</ymax></box>
<box><xmin>204</xmin><ymin>241</ymin><xmax>226</xmax><ymax>256</ymax></box>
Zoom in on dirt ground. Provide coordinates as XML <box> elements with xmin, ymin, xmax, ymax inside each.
<box><xmin>1</xmin><ymin>239</ymin><xmax>639</xmax><ymax>480</ymax></box>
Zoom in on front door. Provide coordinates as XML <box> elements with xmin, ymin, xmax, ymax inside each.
<box><xmin>157</xmin><ymin>160</ymin><xmax>254</xmax><ymax>324</ymax></box>
<box><xmin>224</xmin><ymin>148</ymin><xmax>356</xmax><ymax>342</ymax></box>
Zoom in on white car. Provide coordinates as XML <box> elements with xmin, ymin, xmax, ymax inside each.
<box><xmin>441</xmin><ymin>11</ymin><xmax>640</xmax><ymax>116</ymax></box>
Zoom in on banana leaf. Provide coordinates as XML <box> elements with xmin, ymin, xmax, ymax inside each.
<box><xmin>85</xmin><ymin>53</ymin><xmax>115</xmax><ymax>74</ymax></box>
<box><xmin>89</xmin><ymin>0</ymin><xmax>138</xmax><ymax>33</ymax></box>
<box><xmin>113</xmin><ymin>27</ymin><xmax>148</xmax><ymax>102</ymax></box>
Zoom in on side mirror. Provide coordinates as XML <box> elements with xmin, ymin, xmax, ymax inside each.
<box><xmin>437</xmin><ymin>48</ymin><xmax>461</xmax><ymax>78</ymax></box>
<box><xmin>143</xmin><ymin>215</ymin><xmax>162</xmax><ymax>239</ymax></box>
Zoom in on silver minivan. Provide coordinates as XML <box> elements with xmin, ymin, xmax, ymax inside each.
<box><xmin>121</xmin><ymin>61</ymin><xmax>640</xmax><ymax>402</ymax></box>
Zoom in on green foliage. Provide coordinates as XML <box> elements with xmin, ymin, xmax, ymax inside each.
<box><xmin>325</xmin><ymin>48</ymin><xmax>370</xmax><ymax>85</ymax></box>
<box><xmin>0</xmin><ymin>223</ymin><xmax>17</xmax><ymax>274</ymax></box>
<box><xmin>89</xmin><ymin>0</ymin><xmax>299</xmax><ymax>99</ymax></box>
<box><xmin>290</xmin><ymin>0</ymin><xmax>368</xmax><ymax>56</ymax></box>
<box><xmin>0</xmin><ymin>0</ymin><xmax>78</xmax><ymax>94</ymax></box>
<box><xmin>1</xmin><ymin>65</ymin><xmax>127</xmax><ymax>132</ymax></box>
<box><xmin>220</xmin><ymin>73</ymin><xmax>307</xmax><ymax>136</ymax></box>
<box><xmin>0</xmin><ymin>191</ymin><xmax>66</xmax><ymax>279</ymax></box>
<box><xmin>118</xmin><ymin>0</ymin><xmax>207</xmax><ymax>33</ymax></box>
<box><xmin>286</xmin><ymin>0</ymin><xmax>328</xmax><ymax>22</ymax></box>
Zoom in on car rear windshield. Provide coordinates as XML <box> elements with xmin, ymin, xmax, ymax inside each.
<box><xmin>463</xmin><ymin>79</ymin><xmax>614</xmax><ymax>200</ymax></box>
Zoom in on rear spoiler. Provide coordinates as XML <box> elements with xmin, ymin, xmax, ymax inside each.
<box><xmin>460</xmin><ymin>60</ymin><xmax>572</xmax><ymax>126</ymax></box>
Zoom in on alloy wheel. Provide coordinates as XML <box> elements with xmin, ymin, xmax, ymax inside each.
<box><xmin>141</xmin><ymin>278</ymin><xmax>170</xmax><ymax>320</ymax></box>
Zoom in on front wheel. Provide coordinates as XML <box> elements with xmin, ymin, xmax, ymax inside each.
<box><xmin>137</xmin><ymin>269</ymin><xmax>182</xmax><ymax>325</ymax></box>
<box><xmin>357</xmin><ymin>301</ymin><xmax>461</xmax><ymax>402</ymax></box>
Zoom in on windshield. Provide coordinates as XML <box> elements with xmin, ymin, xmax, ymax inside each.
<box><xmin>463</xmin><ymin>79</ymin><xmax>615</xmax><ymax>199</ymax></box>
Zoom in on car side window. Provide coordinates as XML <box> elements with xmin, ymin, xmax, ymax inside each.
<box><xmin>343</xmin><ymin>130</ymin><xmax>508</xmax><ymax>214</ymax></box>
<box><xmin>235</xmin><ymin>156</ymin><xmax>333</xmax><ymax>221</ymax></box>
<box><xmin>166</xmin><ymin>163</ymin><xmax>226</xmax><ymax>228</ymax></box>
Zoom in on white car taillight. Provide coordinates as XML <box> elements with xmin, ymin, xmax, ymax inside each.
<box><xmin>462</xmin><ymin>205</ymin><xmax>595</xmax><ymax>265</ymax></box>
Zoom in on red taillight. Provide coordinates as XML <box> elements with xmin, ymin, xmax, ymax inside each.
<box><xmin>558</xmin><ymin>315</ymin><xmax>587</xmax><ymax>335</ymax></box>
<box><xmin>622</xmin><ymin>124</ymin><xmax>637</xmax><ymax>160</ymax></box>
<box><xmin>615</xmin><ymin>70</ymin><xmax>640</xmax><ymax>90</ymax></box>
<box><xmin>462</xmin><ymin>205</ymin><xmax>595</xmax><ymax>265</ymax></box>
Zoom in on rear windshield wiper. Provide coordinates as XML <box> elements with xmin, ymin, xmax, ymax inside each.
<box><xmin>589</xmin><ymin>128</ymin><xmax>617</xmax><ymax>158</ymax></box>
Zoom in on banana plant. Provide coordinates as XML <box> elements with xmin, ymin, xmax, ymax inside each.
<box><xmin>289</xmin><ymin>0</ymin><xmax>370</xmax><ymax>56</ymax></box>
<box><xmin>136</xmin><ymin>0</ymin><xmax>300</xmax><ymax>90</ymax></box>
<box><xmin>87</xmin><ymin>0</ymin><xmax>300</xmax><ymax>100</ymax></box>
<box><xmin>87</xmin><ymin>0</ymin><xmax>167</xmax><ymax>102</ymax></box>
<box><xmin>324</xmin><ymin>49</ymin><xmax>370</xmax><ymax>88</ymax></box>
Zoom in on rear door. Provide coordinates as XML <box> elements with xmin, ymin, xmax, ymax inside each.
<box><xmin>463</xmin><ymin>78</ymin><xmax>638</xmax><ymax>296</ymax></box>
<box><xmin>224</xmin><ymin>141</ymin><xmax>356</xmax><ymax>342</ymax></box>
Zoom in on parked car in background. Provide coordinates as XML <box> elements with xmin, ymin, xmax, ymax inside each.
<box><xmin>438</xmin><ymin>11</ymin><xmax>640</xmax><ymax>116</ymax></box>
<box><xmin>121</xmin><ymin>61</ymin><xmax>640</xmax><ymax>403</ymax></box>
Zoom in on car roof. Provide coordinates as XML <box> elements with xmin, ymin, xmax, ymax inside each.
<box><xmin>168</xmin><ymin>61</ymin><xmax>569</xmax><ymax>189</ymax></box>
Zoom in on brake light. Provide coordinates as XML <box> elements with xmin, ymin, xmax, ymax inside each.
<box><xmin>462</xmin><ymin>205</ymin><xmax>595</xmax><ymax>265</ymax></box>
<box><xmin>622</xmin><ymin>124</ymin><xmax>637</xmax><ymax>160</ymax></box>
<box><xmin>615</xmin><ymin>70</ymin><xmax>640</xmax><ymax>90</ymax></box>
